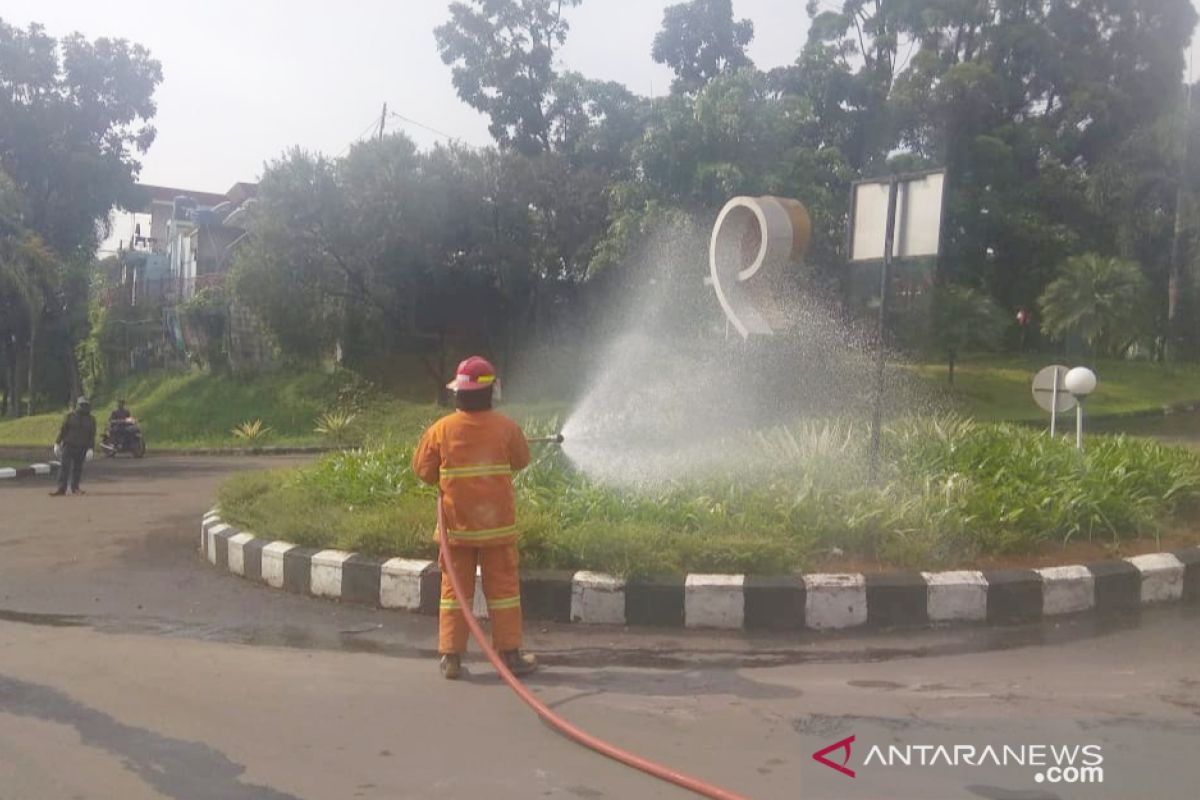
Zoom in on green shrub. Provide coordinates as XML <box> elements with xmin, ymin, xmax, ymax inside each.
<box><xmin>217</xmin><ymin>416</ymin><xmax>1200</xmax><ymax>575</ymax></box>
<box><xmin>231</xmin><ymin>419</ymin><xmax>272</xmax><ymax>442</ymax></box>
<box><xmin>313</xmin><ymin>410</ymin><xmax>358</xmax><ymax>444</ymax></box>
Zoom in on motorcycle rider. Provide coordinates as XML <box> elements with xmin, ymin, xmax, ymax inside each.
<box><xmin>51</xmin><ymin>397</ymin><xmax>96</xmax><ymax>496</ymax></box>
<box><xmin>110</xmin><ymin>399</ymin><xmax>131</xmax><ymax>423</ymax></box>
<box><xmin>108</xmin><ymin>399</ymin><xmax>132</xmax><ymax>449</ymax></box>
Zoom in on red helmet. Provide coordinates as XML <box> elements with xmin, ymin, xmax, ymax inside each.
<box><xmin>447</xmin><ymin>356</ymin><xmax>497</xmax><ymax>392</ymax></box>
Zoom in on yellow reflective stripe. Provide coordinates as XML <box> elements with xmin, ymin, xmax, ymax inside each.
<box><xmin>441</xmin><ymin>463</ymin><xmax>512</xmax><ymax>479</ymax></box>
<box><xmin>442</xmin><ymin>596</ymin><xmax>519</xmax><ymax>611</ymax></box>
<box><xmin>442</xmin><ymin>462</ymin><xmax>510</xmax><ymax>475</ymax></box>
<box><xmin>442</xmin><ymin>469</ymin><xmax>512</xmax><ymax>480</ymax></box>
<box><xmin>448</xmin><ymin>525</ymin><xmax>518</xmax><ymax>540</ymax></box>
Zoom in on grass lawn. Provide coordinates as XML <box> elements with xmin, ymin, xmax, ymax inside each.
<box><xmin>0</xmin><ymin>369</ymin><xmax>366</xmax><ymax>449</ymax></box>
<box><xmin>3</xmin><ymin>356</ymin><xmax>1198</xmax><ymax>450</ymax></box>
<box><xmin>909</xmin><ymin>355</ymin><xmax>1200</xmax><ymax>421</ymax></box>
<box><xmin>0</xmin><ymin>413</ymin><xmax>63</xmax><ymax>449</ymax></box>
<box><xmin>0</xmin><ymin>369</ymin><xmax>567</xmax><ymax>450</ymax></box>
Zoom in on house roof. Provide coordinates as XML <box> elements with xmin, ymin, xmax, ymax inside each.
<box><xmin>225</xmin><ymin>182</ymin><xmax>258</xmax><ymax>204</ymax></box>
<box><xmin>133</xmin><ymin>182</ymin><xmax>260</xmax><ymax>212</ymax></box>
<box><xmin>136</xmin><ymin>184</ymin><xmax>229</xmax><ymax>209</ymax></box>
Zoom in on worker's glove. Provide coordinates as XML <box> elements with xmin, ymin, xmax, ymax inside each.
<box><xmin>85</xmin><ymin>449</ymin><xmax>93</xmax><ymax>461</ymax></box>
<box><xmin>52</xmin><ymin>443</ymin><xmax>62</xmax><ymax>459</ymax></box>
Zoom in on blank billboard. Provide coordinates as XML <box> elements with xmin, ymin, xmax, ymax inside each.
<box><xmin>848</xmin><ymin>171</ymin><xmax>945</xmax><ymax>262</ymax></box>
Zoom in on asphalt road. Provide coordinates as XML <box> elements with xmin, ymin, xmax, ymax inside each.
<box><xmin>1</xmin><ymin>455</ymin><xmax>1198</xmax><ymax>800</ymax></box>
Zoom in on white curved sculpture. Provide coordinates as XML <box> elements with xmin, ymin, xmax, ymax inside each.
<box><xmin>709</xmin><ymin>195</ymin><xmax>811</xmax><ymax>337</ymax></box>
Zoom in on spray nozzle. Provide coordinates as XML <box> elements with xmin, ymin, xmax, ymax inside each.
<box><xmin>528</xmin><ymin>433</ymin><xmax>565</xmax><ymax>445</ymax></box>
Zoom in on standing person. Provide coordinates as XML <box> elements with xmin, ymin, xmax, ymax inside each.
<box><xmin>51</xmin><ymin>397</ymin><xmax>96</xmax><ymax>496</ymax></box>
<box><xmin>412</xmin><ymin>356</ymin><xmax>536</xmax><ymax>680</ymax></box>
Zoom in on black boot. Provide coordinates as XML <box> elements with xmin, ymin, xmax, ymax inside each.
<box><xmin>501</xmin><ymin>650</ymin><xmax>538</xmax><ymax>676</ymax></box>
<box><xmin>439</xmin><ymin>653</ymin><xmax>462</xmax><ymax>680</ymax></box>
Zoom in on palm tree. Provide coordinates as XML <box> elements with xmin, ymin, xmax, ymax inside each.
<box><xmin>1038</xmin><ymin>253</ymin><xmax>1149</xmax><ymax>357</ymax></box>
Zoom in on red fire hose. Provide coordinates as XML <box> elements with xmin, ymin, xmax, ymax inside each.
<box><xmin>436</xmin><ymin>492</ymin><xmax>750</xmax><ymax>800</ymax></box>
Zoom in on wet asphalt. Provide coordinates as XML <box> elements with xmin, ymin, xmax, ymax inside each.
<box><xmin>1</xmin><ymin>455</ymin><xmax>1198</xmax><ymax>799</ymax></box>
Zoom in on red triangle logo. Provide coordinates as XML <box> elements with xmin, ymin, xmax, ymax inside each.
<box><xmin>812</xmin><ymin>735</ymin><xmax>856</xmax><ymax>778</ymax></box>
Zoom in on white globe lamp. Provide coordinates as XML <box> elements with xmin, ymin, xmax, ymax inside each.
<box><xmin>1065</xmin><ymin>367</ymin><xmax>1098</xmax><ymax>449</ymax></box>
<box><xmin>1064</xmin><ymin>367</ymin><xmax>1097</xmax><ymax>398</ymax></box>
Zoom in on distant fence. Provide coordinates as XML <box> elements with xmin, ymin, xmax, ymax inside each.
<box><xmin>100</xmin><ymin>273</ymin><xmax>227</xmax><ymax>308</ymax></box>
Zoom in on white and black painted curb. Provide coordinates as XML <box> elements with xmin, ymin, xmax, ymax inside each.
<box><xmin>0</xmin><ymin>461</ymin><xmax>58</xmax><ymax>481</ymax></box>
<box><xmin>200</xmin><ymin>511</ymin><xmax>1200</xmax><ymax>631</ymax></box>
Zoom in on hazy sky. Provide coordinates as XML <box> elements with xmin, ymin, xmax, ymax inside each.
<box><xmin>4</xmin><ymin>1</ymin><xmax>1199</xmax><ymax>196</ymax></box>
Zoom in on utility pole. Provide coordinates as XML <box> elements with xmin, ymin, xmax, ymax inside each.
<box><xmin>378</xmin><ymin>102</ymin><xmax>388</xmax><ymax>141</ymax></box>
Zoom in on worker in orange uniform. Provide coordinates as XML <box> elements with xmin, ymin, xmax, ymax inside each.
<box><xmin>412</xmin><ymin>356</ymin><xmax>537</xmax><ymax>680</ymax></box>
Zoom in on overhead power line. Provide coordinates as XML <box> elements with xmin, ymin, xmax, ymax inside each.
<box><xmin>336</xmin><ymin>113</ymin><xmax>390</xmax><ymax>157</ymax></box>
<box><xmin>388</xmin><ymin>111</ymin><xmax>462</xmax><ymax>144</ymax></box>
<box><xmin>333</xmin><ymin>105</ymin><xmax>469</xmax><ymax>158</ymax></box>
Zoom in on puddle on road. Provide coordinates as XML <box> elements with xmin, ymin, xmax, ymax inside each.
<box><xmin>0</xmin><ymin>673</ymin><xmax>301</xmax><ymax>800</ymax></box>
<box><xmin>847</xmin><ymin>679</ymin><xmax>905</xmax><ymax>690</ymax></box>
<box><xmin>2</xmin><ymin>602</ymin><xmax>1194</xmax><ymax>673</ymax></box>
<box><xmin>0</xmin><ymin>609</ymin><xmax>87</xmax><ymax>628</ymax></box>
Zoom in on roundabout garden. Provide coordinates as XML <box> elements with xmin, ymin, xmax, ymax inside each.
<box><xmin>217</xmin><ymin>414</ymin><xmax>1200</xmax><ymax>579</ymax></box>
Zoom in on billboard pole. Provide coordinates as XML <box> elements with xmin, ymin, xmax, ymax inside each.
<box><xmin>868</xmin><ymin>176</ymin><xmax>900</xmax><ymax>482</ymax></box>
<box><xmin>1050</xmin><ymin>372</ymin><xmax>1058</xmax><ymax>437</ymax></box>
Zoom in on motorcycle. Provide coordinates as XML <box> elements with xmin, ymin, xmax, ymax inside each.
<box><xmin>101</xmin><ymin>418</ymin><xmax>146</xmax><ymax>458</ymax></box>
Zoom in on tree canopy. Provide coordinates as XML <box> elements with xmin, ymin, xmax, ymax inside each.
<box><xmin>0</xmin><ymin>19</ymin><xmax>161</xmax><ymax>256</ymax></box>
<box><xmin>0</xmin><ymin>18</ymin><xmax>161</xmax><ymax>413</ymax></box>
<box><xmin>9</xmin><ymin>1</ymin><xmax>1200</xmax><ymax>411</ymax></box>
<box><xmin>235</xmin><ymin>0</ymin><xmax>1200</xmax><ymax>374</ymax></box>
<box><xmin>435</xmin><ymin>0</ymin><xmax>582</xmax><ymax>155</ymax></box>
<box><xmin>652</xmin><ymin>0</ymin><xmax>754</xmax><ymax>94</ymax></box>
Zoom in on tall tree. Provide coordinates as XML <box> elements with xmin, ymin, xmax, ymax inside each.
<box><xmin>0</xmin><ymin>169</ymin><xmax>57</xmax><ymax>416</ymax></box>
<box><xmin>0</xmin><ymin>20</ymin><xmax>161</xmax><ymax>256</ymax></box>
<box><xmin>869</xmin><ymin>0</ymin><xmax>1197</xmax><ymax>327</ymax></box>
<box><xmin>794</xmin><ymin>0</ymin><xmax>922</xmax><ymax>171</ymax></box>
<box><xmin>229</xmin><ymin>149</ymin><xmax>346</xmax><ymax>361</ymax></box>
<box><xmin>0</xmin><ymin>169</ymin><xmax>30</xmax><ymax>416</ymax></box>
<box><xmin>600</xmin><ymin>68</ymin><xmax>850</xmax><ymax>282</ymax></box>
<box><xmin>651</xmin><ymin>0</ymin><xmax>754</xmax><ymax>94</ymax></box>
<box><xmin>435</xmin><ymin>0</ymin><xmax>582</xmax><ymax>155</ymax></box>
<box><xmin>547</xmin><ymin>72</ymin><xmax>649</xmax><ymax>174</ymax></box>
<box><xmin>0</xmin><ymin>18</ymin><xmax>161</xmax><ymax>401</ymax></box>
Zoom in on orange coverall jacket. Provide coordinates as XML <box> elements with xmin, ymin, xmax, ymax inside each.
<box><xmin>412</xmin><ymin>409</ymin><xmax>531</xmax><ymax>547</ymax></box>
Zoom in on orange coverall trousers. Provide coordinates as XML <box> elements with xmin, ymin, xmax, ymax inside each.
<box><xmin>438</xmin><ymin>542</ymin><xmax>523</xmax><ymax>654</ymax></box>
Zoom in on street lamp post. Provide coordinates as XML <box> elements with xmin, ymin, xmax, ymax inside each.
<box><xmin>1064</xmin><ymin>367</ymin><xmax>1098</xmax><ymax>450</ymax></box>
